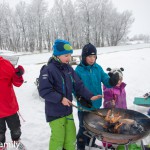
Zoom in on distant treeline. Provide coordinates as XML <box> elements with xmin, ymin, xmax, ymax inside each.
<box><xmin>0</xmin><ymin>0</ymin><xmax>134</xmax><ymax>52</ymax></box>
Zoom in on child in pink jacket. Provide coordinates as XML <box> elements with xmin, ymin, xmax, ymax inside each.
<box><xmin>103</xmin><ymin>67</ymin><xmax>127</xmax><ymax>149</ymax></box>
<box><xmin>103</xmin><ymin>67</ymin><xmax>127</xmax><ymax>109</ymax></box>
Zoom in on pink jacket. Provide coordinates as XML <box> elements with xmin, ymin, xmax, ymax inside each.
<box><xmin>103</xmin><ymin>82</ymin><xmax>127</xmax><ymax>109</ymax></box>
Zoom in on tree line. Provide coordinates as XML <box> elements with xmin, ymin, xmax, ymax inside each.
<box><xmin>0</xmin><ymin>0</ymin><xmax>134</xmax><ymax>52</ymax></box>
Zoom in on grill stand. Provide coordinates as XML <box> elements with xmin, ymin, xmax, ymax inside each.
<box><xmin>83</xmin><ymin>131</ymin><xmax>95</xmax><ymax>150</ymax></box>
<box><xmin>141</xmin><ymin>140</ymin><xmax>145</xmax><ymax>150</ymax></box>
<box><xmin>83</xmin><ymin>131</ymin><xmax>145</xmax><ymax>150</ymax></box>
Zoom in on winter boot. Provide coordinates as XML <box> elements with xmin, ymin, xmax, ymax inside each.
<box><xmin>14</xmin><ymin>141</ymin><xmax>26</xmax><ymax>150</ymax></box>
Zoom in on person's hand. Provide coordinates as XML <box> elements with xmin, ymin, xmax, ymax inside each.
<box><xmin>111</xmin><ymin>100</ymin><xmax>115</xmax><ymax>107</ymax></box>
<box><xmin>76</xmin><ymin>96</ymin><xmax>92</xmax><ymax>108</ymax></box>
<box><xmin>109</xmin><ymin>72</ymin><xmax>120</xmax><ymax>86</ymax></box>
<box><xmin>15</xmin><ymin>65</ymin><xmax>24</xmax><ymax>76</ymax></box>
<box><xmin>143</xmin><ymin>92</ymin><xmax>150</xmax><ymax>98</ymax></box>
<box><xmin>61</xmin><ymin>97</ymin><xmax>71</xmax><ymax>106</ymax></box>
<box><xmin>90</xmin><ymin>95</ymin><xmax>103</xmax><ymax>101</ymax></box>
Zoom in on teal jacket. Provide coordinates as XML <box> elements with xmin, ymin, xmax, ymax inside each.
<box><xmin>75</xmin><ymin>62</ymin><xmax>112</xmax><ymax>110</ymax></box>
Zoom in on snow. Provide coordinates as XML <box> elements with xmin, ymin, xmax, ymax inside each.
<box><xmin>4</xmin><ymin>44</ymin><xmax>150</xmax><ymax>150</ymax></box>
<box><xmin>0</xmin><ymin>50</ymin><xmax>16</xmax><ymax>56</ymax></box>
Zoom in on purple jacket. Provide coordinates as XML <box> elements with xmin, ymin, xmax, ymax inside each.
<box><xmin>103</xmin><ymin>82</ymin><xmax>127</xmax><ymax>109</ymax></box>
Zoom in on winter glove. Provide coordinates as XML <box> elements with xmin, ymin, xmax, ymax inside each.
<box><xmin>143</xmin><ymin>92</ymin><xmax>150</xmax><ymax>98</ymax></box>
<box><xmin>109</xmin><ymin>72</ymin><xmax>120</xmax><ymax>86</ymax></box>
<box><xmin>15</xmin><ymin>65</ymin><xmax>25</xmax><ymax>76</ymax></box>
<box><xmin>76</xmin><ymin>95</ymin><xmax>92</xmax><ymax>108</ymax></box>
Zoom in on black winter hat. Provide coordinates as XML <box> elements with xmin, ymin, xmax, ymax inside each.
<box><xmin>82</xmin><ymin>43</ymin><xmax>97</xmax><ymax>65</ymax></box>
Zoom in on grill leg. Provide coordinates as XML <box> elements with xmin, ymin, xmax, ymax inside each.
<box><xmin>105</xmin><ymin>142</ymin><xmax>108</xmax><ymax>150</ymax></box>
<box><xmin>141</xmin><ymin>140</ymin><xmax>145</xmax><ymax>150</ymax></box>
<box><xmin>124</xmin><ymin>144</ymin><xmax>129</xmax><ymax>150</ymax></box>
<box><xmin>88</xmin><ymin>137</ymin><xmax>94</xmax><ymax>150</ymax></box>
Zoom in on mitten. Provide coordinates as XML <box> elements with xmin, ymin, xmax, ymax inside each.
<box><xmin>15</xmin><ymin>65</ymin><xmax>25</xmax><ymax>76</ymax></box>
<box><xmin>109</xmin><ymin>72</ymin><xmax>119</xmax><ymax>86</ymax></box>
<box><xmin>76</xmin><ymin>96</ymin><xmax>92</xmax><ymax>108</ymax></box>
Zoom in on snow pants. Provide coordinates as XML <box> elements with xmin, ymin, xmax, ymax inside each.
<box><xmin>49</xmin><ymin>114</ymin><xmax>76</xmax><ymax>150</ymax></box>
<box><xmin>0</xmin><ymin>113</ymin><xmax>21</xmax><ymax>144</ymax></box>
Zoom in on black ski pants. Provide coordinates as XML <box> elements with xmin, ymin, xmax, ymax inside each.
<box><xmin>0</xmin><ymin>113</ymin><xmax>21</xmax><ymax>144</ymax></box>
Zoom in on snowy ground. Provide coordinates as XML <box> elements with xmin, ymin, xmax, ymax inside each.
<box><xmin>3</xmin><ymin>44</ymin><xmax>150</xmax><ymax>150</ymax></box>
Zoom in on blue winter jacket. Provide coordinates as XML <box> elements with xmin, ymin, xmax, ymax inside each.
<box><xmin>38</xmin><ymin>58</ymin><xmax>93</xmax><ymax>119</ymax></box>
<box><xmin>75</xmin><ymin>62</ymin><xmax>112</xmax><ymax>110</ymax></box>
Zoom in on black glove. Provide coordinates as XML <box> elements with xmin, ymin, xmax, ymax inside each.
<box><xmin>143</xmin><ymin>92</ymin><xmax>150</xmax><ymax>98</ymax></box>
<box><xmin>109</xmin><ymin>72</ymin><xmax>119</xmax><ymax>86</ymax></box>
<box><xmin>76</xmin><ymin>96</ymin><xmax>92</xmax><ymax>108</ymax></box>
<box><xmin>15</xmin><ymin>65</ymin><xmax>24</xmax><ymax>76</ymax></box>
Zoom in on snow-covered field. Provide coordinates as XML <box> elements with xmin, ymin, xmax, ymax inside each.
<box><xmin>3</xmin><ymin>44</ymin><xmax>150</xmax><ymax>150</ymax></box>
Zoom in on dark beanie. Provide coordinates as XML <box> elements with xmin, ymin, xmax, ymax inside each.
<box><xmin>82</xmin><ymin>43</ymin><xmax>97</xmax><ymax>65</ymax></box>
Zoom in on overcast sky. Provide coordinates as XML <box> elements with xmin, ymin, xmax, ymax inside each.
<box><xmin>0</xmin><ymin>0</ymin><xmax>150</xmax><ymax>37</ymax></box>
<box><xmin>111</xmin><ymin>0</ymin><xmax>150</xmax><ymax>37</ymax></box>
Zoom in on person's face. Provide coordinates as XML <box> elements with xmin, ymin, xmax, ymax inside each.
<box><xmin>58</xmin><ymin>54</ymin><xmax>72</xmax><ymax>64</ymax></box>
<box><xmin>85</xmin><ymin>55</ymin><xmax>96</xmax><ymax>65</ymax></box>
<box><xmin>116</xmin><ymin>78</ymin><xmax>123</xmax><ymax>86</ymax></box>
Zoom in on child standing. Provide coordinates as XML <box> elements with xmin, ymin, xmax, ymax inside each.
<box><xmin>38</xmin><ymin>39</ymin><xmax>101</xmax><ymax>150</ymax></box>
<box><xmin>0</xmin><ymin>56</ymin><xmax>24</xmax><ymax>150</ymax></box>
<box><xmin>103</xmin><ymin>67</ymin><xmax>126</xmax><ymax>149</ymax></box>
<box><xmin>103</xmin><ymin>67</ymin><xmax>127</xmax><ymax>109</ymax></box>
<box><xmin>75</xmin><ymin>43</ymin><xmax>120</xmax><ymax>150</ymax></box>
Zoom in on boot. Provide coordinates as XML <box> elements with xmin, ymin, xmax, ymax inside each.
<box><xmin>13</xmin><ymin>141</ymin><xmax>26</xmax><ymax>150</ymax></box>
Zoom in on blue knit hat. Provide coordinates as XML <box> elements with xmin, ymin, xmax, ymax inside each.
<box><xmin>53</xmin><ymin>39</ymin><xmax>73</xmax><ymax>56</ymax></box>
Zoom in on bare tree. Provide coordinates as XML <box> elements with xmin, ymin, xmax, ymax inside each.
<box><xmin>15</xmin><ymin>1</ymin><xmax>28</xmax><ymax>51</ymax></box>
<box><xmin>0</xmin><ymin>3</ymin><xmax>17</xmax><ymax>51</ymax></box>
<box><xmin>0</xmin><ymin>0</ymin><xmax>135</xmax><ymax>52</ymax></box>
<box><xmin>75</xmin><ymin>0</ymin><xmax>92</xmax><ymax>44</ymax></box>
<box><xmin>30</xmin><ymin>0</ymin><xmax>48</xmax><ymax>52</ymax></box>
<box><xmin>106</xmin><ymin>10</ymin><xmax>134</xmax><ymax>46</ymax></box>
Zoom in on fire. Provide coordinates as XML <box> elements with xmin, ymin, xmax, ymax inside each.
<box><xmin>104</xmin><ymin>109</ymin><xmax>124</xmax><ymax>133</ymax></box>
<box><xmin>97</xmin><ymin>109</ymin><xmax>143</xmax><ymax>134</ymax></box>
